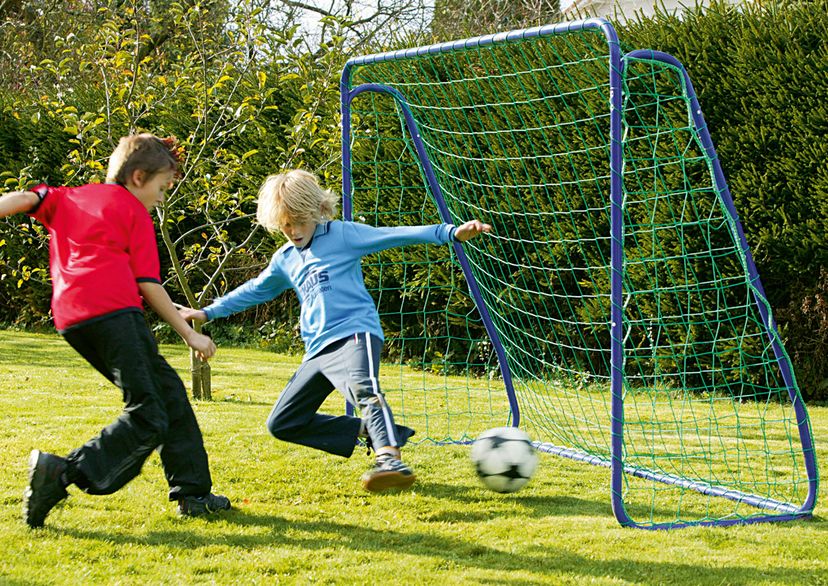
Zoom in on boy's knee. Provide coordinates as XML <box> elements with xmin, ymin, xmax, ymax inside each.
<box><xmin>138</xmin><ymin>416</ymin><xmax>168</xmax><ymax>446</ymax></box>
<box><xmin>352</xmin><ymin>382</ymin><xmax>382</xmax><ymax>402</ymax></box>
<box><xmin>266</xmin><ymin>412</ymin><xmax>293</xmax><ymax>440</ymax></box>
<box><xmin>357</xmin><ymin>394</ymin><xmax>385</xmax><ymax>411</ymax></box>
<box><xmin>129</xmin><ymin>406</ymin><xmax>169</xmax><ymax>446</ymax></box>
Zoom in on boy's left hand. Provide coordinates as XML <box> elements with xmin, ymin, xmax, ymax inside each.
<box><xmin>454</xmin><ymin>220</ymin><xmax>492</xmax><ymax>242</ymax></box>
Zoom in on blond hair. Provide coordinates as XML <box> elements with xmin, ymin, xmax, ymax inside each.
<box><xmin>256</xmin><ymin>169</ymin><xmax>338</xmax><ymax>232</ymax></box>
<box><xmin>106</xmin><ymin>133</ymin><xmax>178</xmax><ymax>185</ymax></box>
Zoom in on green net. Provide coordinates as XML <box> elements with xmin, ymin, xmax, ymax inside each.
<box><xmin>342</xmin><ymin>22</ymin><xmax>817</xmax><ymax>528</ymax></box>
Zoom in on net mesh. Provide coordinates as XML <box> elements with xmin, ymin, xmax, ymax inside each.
<box><xmin>343</xmin><ymin>23</ymin><xmax>815</xmax><ymax>527</ymax></box>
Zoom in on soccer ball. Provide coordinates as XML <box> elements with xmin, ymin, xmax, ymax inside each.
<box><xmin>470</xmin><ymin>427</ymin><xmax>538</xmax><ymax>493</ymax></box>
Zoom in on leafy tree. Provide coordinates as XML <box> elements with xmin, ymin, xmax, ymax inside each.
<box><xmin>0</xmin><ymin>0</ymin><xmax>433</xmax><ymax>397</ymax></box>
<box><xmin>431</xmin><ymin>0</ymin><xmax>561</xmax><ymax>41</ymax></box>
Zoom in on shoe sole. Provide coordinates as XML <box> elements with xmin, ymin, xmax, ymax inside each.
<box><xmin>362</xmin><ymin>471</ymin><xmax>417</xmax><ymax>492</ymax></box>
<box><xmin>27</xmin><ymin>449</ymin><xmax>41</xmax><ymax>484</ymax></box>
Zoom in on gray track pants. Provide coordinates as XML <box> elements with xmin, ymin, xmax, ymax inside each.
<box><xmin>266</xmin><ymin>332</ymin><xmax>414</xmax><ymax>458</ymax></box>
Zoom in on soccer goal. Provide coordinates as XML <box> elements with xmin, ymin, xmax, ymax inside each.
<box><xmin>339</xmin><ymin>18</ymin><xmax>818</xmax><ymax>529</ymax></box>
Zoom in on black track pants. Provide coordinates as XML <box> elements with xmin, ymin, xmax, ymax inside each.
<box><xmin>62</xmin><ymin>311</ymin><xmax>212</xmax><ymax>499</ymax></box>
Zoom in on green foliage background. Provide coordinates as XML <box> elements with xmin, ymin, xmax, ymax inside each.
<box><xmin>0</xmin><ymin>1</ymin><xmax>826</xmax><ymax>400</ymax></box>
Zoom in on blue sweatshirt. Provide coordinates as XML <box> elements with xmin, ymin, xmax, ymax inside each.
<box><xmin>203</xmin><ymin>220</ymin><xmax>456</xmax><ymax>359</ymax></box>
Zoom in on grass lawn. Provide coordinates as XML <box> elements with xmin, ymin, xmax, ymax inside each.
<box><xmin>0</xmin><ymin>329</ymin><xmax>825</xmax><ymax>585</ymax></box>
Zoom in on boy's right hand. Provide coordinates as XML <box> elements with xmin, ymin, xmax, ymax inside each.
<box><xmin>187</xmin><ymin>331</ymin><xmax>216</xmax><ymax>361</ymax></box>
<box><xmin>454</xmin><ymin>219</ymin><xmax>492</xmax><ymax>242</ymax></box>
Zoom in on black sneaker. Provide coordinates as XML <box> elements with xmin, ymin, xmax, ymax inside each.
<box><xmin>361</xmin><ymin>454</ymin><xmax>416</xmax><ymax>492</ymax></box>
<box><xmin>178</xmin><ymin>493</ymin><xmax>232</xmax><ymax>517</ymax></box>
<box><xmin>24</xmin><ymin>450</ymin><xmax>69</xmax><ymax>528</ymax></box>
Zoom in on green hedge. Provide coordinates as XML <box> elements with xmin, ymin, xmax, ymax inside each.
<box><xmin>621</xmin><ymin>0</ymin><xmax>828</xmax><ymax>401</ymax></box>
<box><xmin>346</xmin><ymin>1</ymin><xmax>828</xmax><ymax>402</ymax></box>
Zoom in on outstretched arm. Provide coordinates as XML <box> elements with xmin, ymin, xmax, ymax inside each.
<box><xmin>193</xmin><ymin>257</ymin><xmax>291</xmax><ymax>322</ymax></box>
<box><xmin>344</xmin><ymin>220</ymin><xmax>491</xmax><ymax>256</ymax></box>
<box><xmin>453</xmin><ymin>220</ymin><xmax>492</xmax><ymax>242</ymax></box>
<box><xmin>0</xmin><ymin>190</ymin><xmax>39</xmax><ymax>219</ymax></box>
<box><xmin>139</xmin><ymin>282</ymin><xmax>216</xmax><ymax>361</ymax></box>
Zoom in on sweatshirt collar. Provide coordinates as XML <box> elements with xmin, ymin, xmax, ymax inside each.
<box><xmin>315</xmin><ymin>221</ymin><xmax>331</xmax><ymax>236</ymax></box>
<box><xmin>290</xmin><ymin>221</ymin><xmax>331</xmax><ymax>253</ymax></box>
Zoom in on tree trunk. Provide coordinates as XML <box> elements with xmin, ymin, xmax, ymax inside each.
<box><xmin>155</xmin><ymin>209</ymin><xmax>214</xmax><ymax>400</ymax></box>
<box><xmin>189</xmin><ymin>349</ymin><xmax>212</xmax><ymax>400</ymax></box>
<box><xmin>189</xmin><ymin>320</ymin><xmax>212</xmax><ymax>400</ymax></box>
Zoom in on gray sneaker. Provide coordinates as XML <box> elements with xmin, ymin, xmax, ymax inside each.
<box><xmin>361</xmin><ymin>454</ymin><xmax>416</xmax><ymax>492</ymax></box>
<box><xmin>24</xmin><ymin>450</ymin><xmax>69</xmax><ymax>528</ymax></box>
<box><xmin>178</xmin><ymin>493</ymin><xmax>232</xmax><ymax>517</ymax></box>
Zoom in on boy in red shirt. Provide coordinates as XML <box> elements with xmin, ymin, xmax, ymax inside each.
<box><xmin>0</xmin><ymin>134</ymin><xmax>231</xmax><ymax>527</ymax></box>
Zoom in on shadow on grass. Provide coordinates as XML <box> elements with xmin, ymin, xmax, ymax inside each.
<box><xmin>377</xmin><ymin>480</ymin><xmax>826</xmax><ymax>532</ymax></box>
<box><xmin>413</xmin><ymin>481</ymin><xmax>715</xmax><ymax>524</ymax></box>
<box><xmin>53</xmin><ymin>510</ymin><xmax>825</xmax><ymax>585</ymax></box>
<box><xmin>796</xmin><ymin>513</ymin><xmax>827</xmax><ymax>530</ymax></box>
<box><xmin>414</xmin><ymin>480</ymin><xmax>613</xmax><ymax>520</ymax></box>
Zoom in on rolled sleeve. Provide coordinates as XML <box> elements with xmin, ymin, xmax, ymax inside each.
<box><xmin>128</xmin><ymin>211</ymin><xmax>161</xmax><ymax>284</ymax></box>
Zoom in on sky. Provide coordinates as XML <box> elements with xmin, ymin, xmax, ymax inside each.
<box><xmin>298</xmin><ymin>0</ymin><xmax>579</xmax><ymax>36</ymax></box>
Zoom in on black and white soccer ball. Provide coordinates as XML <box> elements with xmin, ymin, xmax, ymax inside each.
<box><xmin>470</xmin><ymin>427</ymin><xmax>538</xmax><ymax>493</ymax></box>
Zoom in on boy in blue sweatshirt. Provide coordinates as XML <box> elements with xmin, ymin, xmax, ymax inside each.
<box><xmin>180</xmin><ymin>169</ymin><xmax>490</xmax><ymax>491</ymax></box>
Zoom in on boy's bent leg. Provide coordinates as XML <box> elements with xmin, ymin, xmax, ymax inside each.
<box><xmin>323</xmin><ymin>333</ymin><xmax>414</xmax><ymax>452</ymax></box>
<box><xmin>153</xmin><ymin>356</ymin><xmax>213</xmax><ymax>501</ymax></box>
<box><xmin>321</xmin><ymin>334</ymin><xmax>417</xmax><ymax>491</ymax></box>
<box><xmin>62</xmin><ymin>313</ymin><xmax>169</xmax><ymax>495</ymax></box>
<box><xmin>266</xmin><ymin>355</ymin><xmax>361</xmax><ymax>457</ymax></box>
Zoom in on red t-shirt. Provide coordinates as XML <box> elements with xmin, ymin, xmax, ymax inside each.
<box><xmin>28</xmin><ymin>183</ymin><xmax>161</xmax><ymax>331</ymax></box>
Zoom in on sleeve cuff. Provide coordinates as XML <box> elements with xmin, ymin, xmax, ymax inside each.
<box><xmin>448</xmin><ymin>225</ymin><xmax>458</xmax><ymax>242</ymax></box>
<box><xmin>28</xmin><ymin>184</ymin><xmax>48</xmax><ymax>214</ymax></box>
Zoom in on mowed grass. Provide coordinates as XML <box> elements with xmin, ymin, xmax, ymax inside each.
<box><xmin>0</xmin><ymin>330</ymin><xmax>826</xmax><ymax>585</ymax></box>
